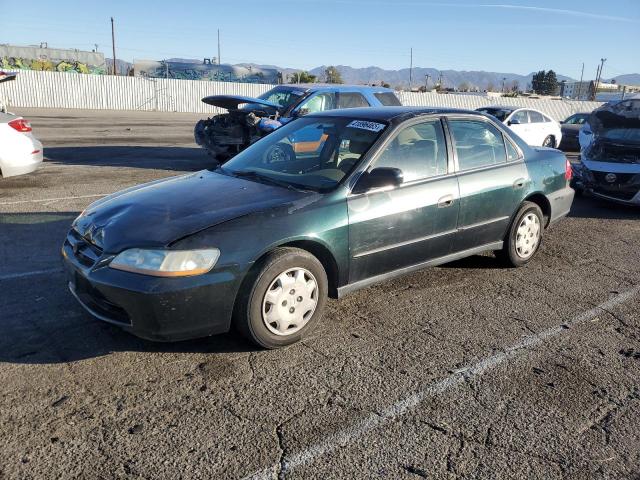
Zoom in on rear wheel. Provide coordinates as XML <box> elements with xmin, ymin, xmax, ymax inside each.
<box><xmin>542</xmin><ymin>135</ymin><xmax>555</xmax><ymax>148</ymax></box>
<box><xmin>497</xmin><ymin>202</ymin><xmax>544</xmax><ymax>267</ymax></box>
<box><xmin>234</xmin><ymin>248</ymin><xmax>328</xmax><ymax>349</ymax></box>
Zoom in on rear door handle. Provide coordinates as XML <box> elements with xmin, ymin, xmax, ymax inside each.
<box><xmin>437</xmin><ymin>194</ymin><xmax>455</xmax><ymax>208</ymax></box>
<box><xmin>513</xmin><ymin>178</ymin><xmax>526</xmax><ymax>189</ymax></box>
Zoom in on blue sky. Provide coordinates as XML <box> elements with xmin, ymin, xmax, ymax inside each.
<box><xmin>2</xmin><ymin>0</ymin><xmax>639</xmax><ymax>78</ymax></box>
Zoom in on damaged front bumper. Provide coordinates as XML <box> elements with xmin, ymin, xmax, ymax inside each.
<box><xmin>572</xmin><ymin>160</ymin><xmax>640</xmax><ymax>205</ymax></box>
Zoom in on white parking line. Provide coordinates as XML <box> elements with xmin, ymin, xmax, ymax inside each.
<box><xmin>0</xmin><ymin>194</ymin><xmax>107</xmax><ymax>206</ymax></box>
<box><xmin>243</xmin><ymin>286</ymin><xmax>640</xmax><ymax>480</ymax></box>
<box><xmin>0</xmin><ymin>268</ymin><xmax>63</xmax><ymax>281</ymax></box>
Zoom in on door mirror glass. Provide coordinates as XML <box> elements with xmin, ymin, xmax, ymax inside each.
<box><xmin>294</xmin><ymin>108</ymin><xmax>310</xmax><ymax>118</ymax></box>
<box><xmin>508</xmin><ymin>118</ymin><xmax>521</xmax><ymax>125</ymax></box>
<box><xmin>354</xmin><ymin>167</ymin><xmax>403</xmax><ymax>193</ymax></box>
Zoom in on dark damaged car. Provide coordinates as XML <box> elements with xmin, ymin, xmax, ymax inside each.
<box><xmin>63</xmin><ymin>107</ymin><xmax>574</xmax><ymax>349</ymax></box>
<box><xmin>194</xmin><ymin>84</ymin><xmax>401</xmax><ymax>160</ymax></box>
<box><xmin>572</xmin><ymin>96</ymin><xmax>640</xmax><ymax>205</ymax></box>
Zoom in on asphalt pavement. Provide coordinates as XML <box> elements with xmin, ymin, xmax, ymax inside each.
<box><xmin>1</xmin><ymin>109</ymin><xmax>639</xmax><ymax>480</ymax></box>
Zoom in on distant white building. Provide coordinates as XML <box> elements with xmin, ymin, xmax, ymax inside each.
<box><xmin>562</xmin><ymin>80</ymin><xmax>640</xmax><ymax>100</ymax></box>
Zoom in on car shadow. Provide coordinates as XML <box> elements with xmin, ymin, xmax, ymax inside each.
<box><xmin>44</xmin><ymin>146</ymin><xmax>216</xmax><ymax>172</ymax></box>
<box><xmin>439</xmin><ymin>254</ymin><xmax>501</xmax><ymax>270</ymax></box>
<box><xmin>0</xmin><ymin>211</ymin><xmax>257</xmax><ymax>365</ymax></box>
<box><xmin>568</xmin><ymin>194</ymin><xmax>639</xmax><ymax>220</ymax></box>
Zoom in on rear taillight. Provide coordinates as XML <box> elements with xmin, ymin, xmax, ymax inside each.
<box><xmin>565</xmin><ymin>158</ymin><xmax>572</xmax><ymax>181</ymax></box>
<box><xmin>8</xmin><ymin>118</ymin><xmax>32</xmax><ymax>132</ymax></box>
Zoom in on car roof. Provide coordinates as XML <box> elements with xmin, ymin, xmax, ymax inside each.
<box><xmin>280</xmin><ymin>84</ymin><xmax>395</xmax><ymax>93</ymax></box>
<box><xmin>308</xmin><ymin>106</ymin><xmax>483</xmax><ymax>123</ymax></box>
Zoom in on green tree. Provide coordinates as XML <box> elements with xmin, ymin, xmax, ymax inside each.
<box><xmin>531</xmin><ymin>70</ymin><xmax>546</xmax><ymax>94</ymax></box>
<box><xmin>288</xmin><ymin>71</ymin><xmax>317</xmax><ymax>83</ymax></box>
<box><xmin>543</xmin><ymin>70</ymin><xmax>558</xmax><ymax>95</ymax></box>
<box><xmin>531</xmin><ymin>70</ymin><xmax>558</xmax><ymax>95</ymax></box>
<box><xmin>324</xmin><ymin>66</ymin><xmax>343</xmax><ymax>84</ymax></box>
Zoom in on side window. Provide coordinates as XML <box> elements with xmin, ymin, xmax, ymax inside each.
<box><xmin>512</xmin><ymin>110</ymin><xmax>529</xmax><ymax>124</ymax></box>
<box><xmin>529</xmin><ymin>111</ymin><xmax>544</xmax><ymax>123</ymax></box>
<box><xmin>299</xmin><ymin>93</ymin><xmax>336</xmax><ymax>114</ymax></box>
<box><xmin>336</xmin><ymin>92</ymin><xmax>370</xmax><ymax>109</ymax></box>
<box><xmin>373</xmin><ymin>120</ymin><xmax>448</xmax><ymax>183</ymax></box>
<box><xmin>374</xmin><ymin>92</ymin><xmax>402</xmax><ymax>106</ymax></box>
<box><xmin>505</xmin><ymin>138</ymin><xmax>521</xmax><ymax>161</ymax></box>
<box><xmin>449</xmin><ymin>120</ymin><xmax>507</xmax><ymax>171</ymax></box>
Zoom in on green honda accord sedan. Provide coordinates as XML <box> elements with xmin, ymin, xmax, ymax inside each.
<box><xmin>62</xmin><ymin>107</ymin><xmax>575</xmax><ymax>348</ymax></box>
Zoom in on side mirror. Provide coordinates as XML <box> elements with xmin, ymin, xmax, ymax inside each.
<box><xmin>353</xmin><ymin>167</ymin><xmax>403</xmax><ymax>193</ymax></box>
<box><xmin>293</xmin><ymin>108</ymin><xmax>310</xmax><ymax>118</ymax></box>
<box><xmin>508</xmin><ymin>118</ymin><xmax>521</xmax><ymax>126</ymax></box>
<box><xmin>559</xmin><ymin>120</ymin><xmax>565</xmax><ymax>124</ymax></box>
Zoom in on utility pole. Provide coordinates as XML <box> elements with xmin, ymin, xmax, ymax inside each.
<box><xmin>577</xmin><ymin>62</ymin><xmax>584</xmax><ymax>99</ymax></box>
<box><xmin>592</xmin><ymin>58</ymin><xmax>606</xmax><ymax>100</ymax></box>
<box><xmin>409</xmin><ymin>48</ymin><xmax>413</xmax><ymax>91</ymax></box>
<box><xmin>425</xmin><ymin>74</ymin><xmax>431</xmax><ymax>91</ymax></box>
<box><xmin>165</xmin><ymin>60</ymin><xmax>169</xmax><ymax>79</ymax></box>
<box><xmin>502</xmin><ymin>77</ymin><xmax>506</xmax><ymax>93</ymax></box>
<box><xmin>111</xmin><ymin>17</ymin><xmax>117</xmax><ymax>75</ymax></box>
<box><xmin>217</xmin><ymin>29</ymin><xmax>221</xmax><ymax>65</ymax></box>
<box><xmin>438</xmin><ymin>72</ymin><xmax>443</xmax><ymax>90</ymax></box>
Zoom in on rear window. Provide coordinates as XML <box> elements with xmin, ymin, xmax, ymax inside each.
<box><xmin>374</xmin><ymin>92</ymin><xmax>402</xmax><ymax>106</ymax></box>
<box><xmin>336</xmin><ymin>92</ymin><xmax>370</xmax><ymax>108</ymax></box>
<box><xmin>529</xmin><ymin>111</ymin><xmax>545</xmax><ymax>123</ymax></box>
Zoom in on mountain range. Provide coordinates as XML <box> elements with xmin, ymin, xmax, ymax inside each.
<box><xmin>110</xmin><ymin>58</ymin><xmax>639</xmax><ymax>90</ymax></box>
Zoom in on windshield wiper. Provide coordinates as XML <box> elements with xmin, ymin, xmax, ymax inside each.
<box><xmin>231</xmin><ymin>170</ymin><xmax>308</xmax><ymax>191</ymax></box>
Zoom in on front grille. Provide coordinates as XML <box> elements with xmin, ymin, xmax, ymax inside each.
<box><xmin>592</xmin><ymin>172</ymin><xmax>640</xmax><ymax>201</ymax></box>
<box><xmin>65</xmin><ymin>229</ymin><xmax>103</xmax><ymax>268</ymax></box>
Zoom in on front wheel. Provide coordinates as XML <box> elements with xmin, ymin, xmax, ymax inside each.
<box><xmin>497</xmin><ymin>202</ymin><xmax>544</xmax><ymax>267</ymax></box>
<box><xmin>233</xmin><ymin>248</ymin><xmax>328</xmax><ymax>349</ymax></box>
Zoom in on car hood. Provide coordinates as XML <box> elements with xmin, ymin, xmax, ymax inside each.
<box><xmin>589</xmin><ymin>100</ymin><xmax>640</xmax><ymax>137</ymax></box>
<box><xmin>75</xmin><ymin>170</ymin><xmax>308</xmax><ymax>253</ymax></box>
<box><xmin>201</xmin><ymin>95</ymin><xmax>281</xmax><ymax>112</ymax></box>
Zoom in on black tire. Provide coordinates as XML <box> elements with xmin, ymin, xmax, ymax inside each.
<box><xmin>233</xmin><ymin>247</ymin><xmax>328</xmax><ymax>349</ymax></box>
<box><xmin>542</xmin><ymin>135</ymin><xmax>555</xmax><ymax>148</ymax></box>
<box><xmin>497</xmin><ymin>201</ymin><xmax>544</xmax><ymax>267</ymax></box>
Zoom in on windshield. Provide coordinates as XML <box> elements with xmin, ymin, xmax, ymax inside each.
<box><xmin>258</xmin><ymin>86</ymin><xmax>306</xmax><ymax>109</ymax></box>
<box><xmin>477</xmin><ymin>107</ymin><xmax>512</xmax><ymax>122</ymax></box>
<box><xmin>221</xmin><ymin>117</ymin><xmax>387</xmax><ymax>191</ymax></box>
<box><xmin>565</xmin><ymin>114</ymin><xmax>589</xmax><ymax>125</ymax></box>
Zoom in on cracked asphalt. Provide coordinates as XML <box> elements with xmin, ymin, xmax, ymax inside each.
<box><xmin>1</xmin><ymin>109</ymin><xmax>639</xmax><ymax>480</ymax></box>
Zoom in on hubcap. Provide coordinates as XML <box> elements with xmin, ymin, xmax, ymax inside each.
<box><xmin>262</xmin><ymin>267</ymin><xmax>318</xmax><ymax>336</ymax></box>
<box><xmin>543</xmin><ymin>136</ymin><xmax>554</xmax><ymax>147</ymax></box>
<box><xmin>515</xmin><ymin>213</ymin><xmax>541</xmax><ymax>259</ymax></box>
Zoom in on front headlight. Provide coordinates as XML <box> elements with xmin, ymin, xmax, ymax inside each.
<box><xmin>110</xmin><ymin>248</ymin><xmax>220</xmax><ymax>277</ymax></box>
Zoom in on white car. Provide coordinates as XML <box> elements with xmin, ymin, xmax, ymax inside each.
<box><xmin>476</xmin><ymin>106</ymin><xmax>562</xmax><ymax>148</ymax></box>
<box><xmin>0</xmin><ymin>112</ymin><xmax>43</xmax><ymax>178</ymax></box>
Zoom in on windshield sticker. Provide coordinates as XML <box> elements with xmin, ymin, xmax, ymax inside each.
<box><xmin>347</xmin><ymin>120</ymin><xmax>386</xmax><ymax>132</ymax></box>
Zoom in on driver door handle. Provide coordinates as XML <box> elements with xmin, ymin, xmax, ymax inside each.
<box><xmin>437</xmin><ymin>194</ymin><xmax>455</xmax><ymax>208</ymax></box>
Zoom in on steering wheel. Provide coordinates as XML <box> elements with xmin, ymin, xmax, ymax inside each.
<box><xmin>263</xmin><ymin>143</ymin><xmax>295</xmax><ymax>164</ymax></box>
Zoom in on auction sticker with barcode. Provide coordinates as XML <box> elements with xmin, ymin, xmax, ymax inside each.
<box><xmin>347</xmin><ymin>120</ymin><xmax>386</xmax><ymax>132</ymax></box>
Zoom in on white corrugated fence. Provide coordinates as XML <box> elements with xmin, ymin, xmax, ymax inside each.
<box><xmin>2</xmin><ymin>70</ymin><xmax>602</xmax><ymax>120</ymax></box>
